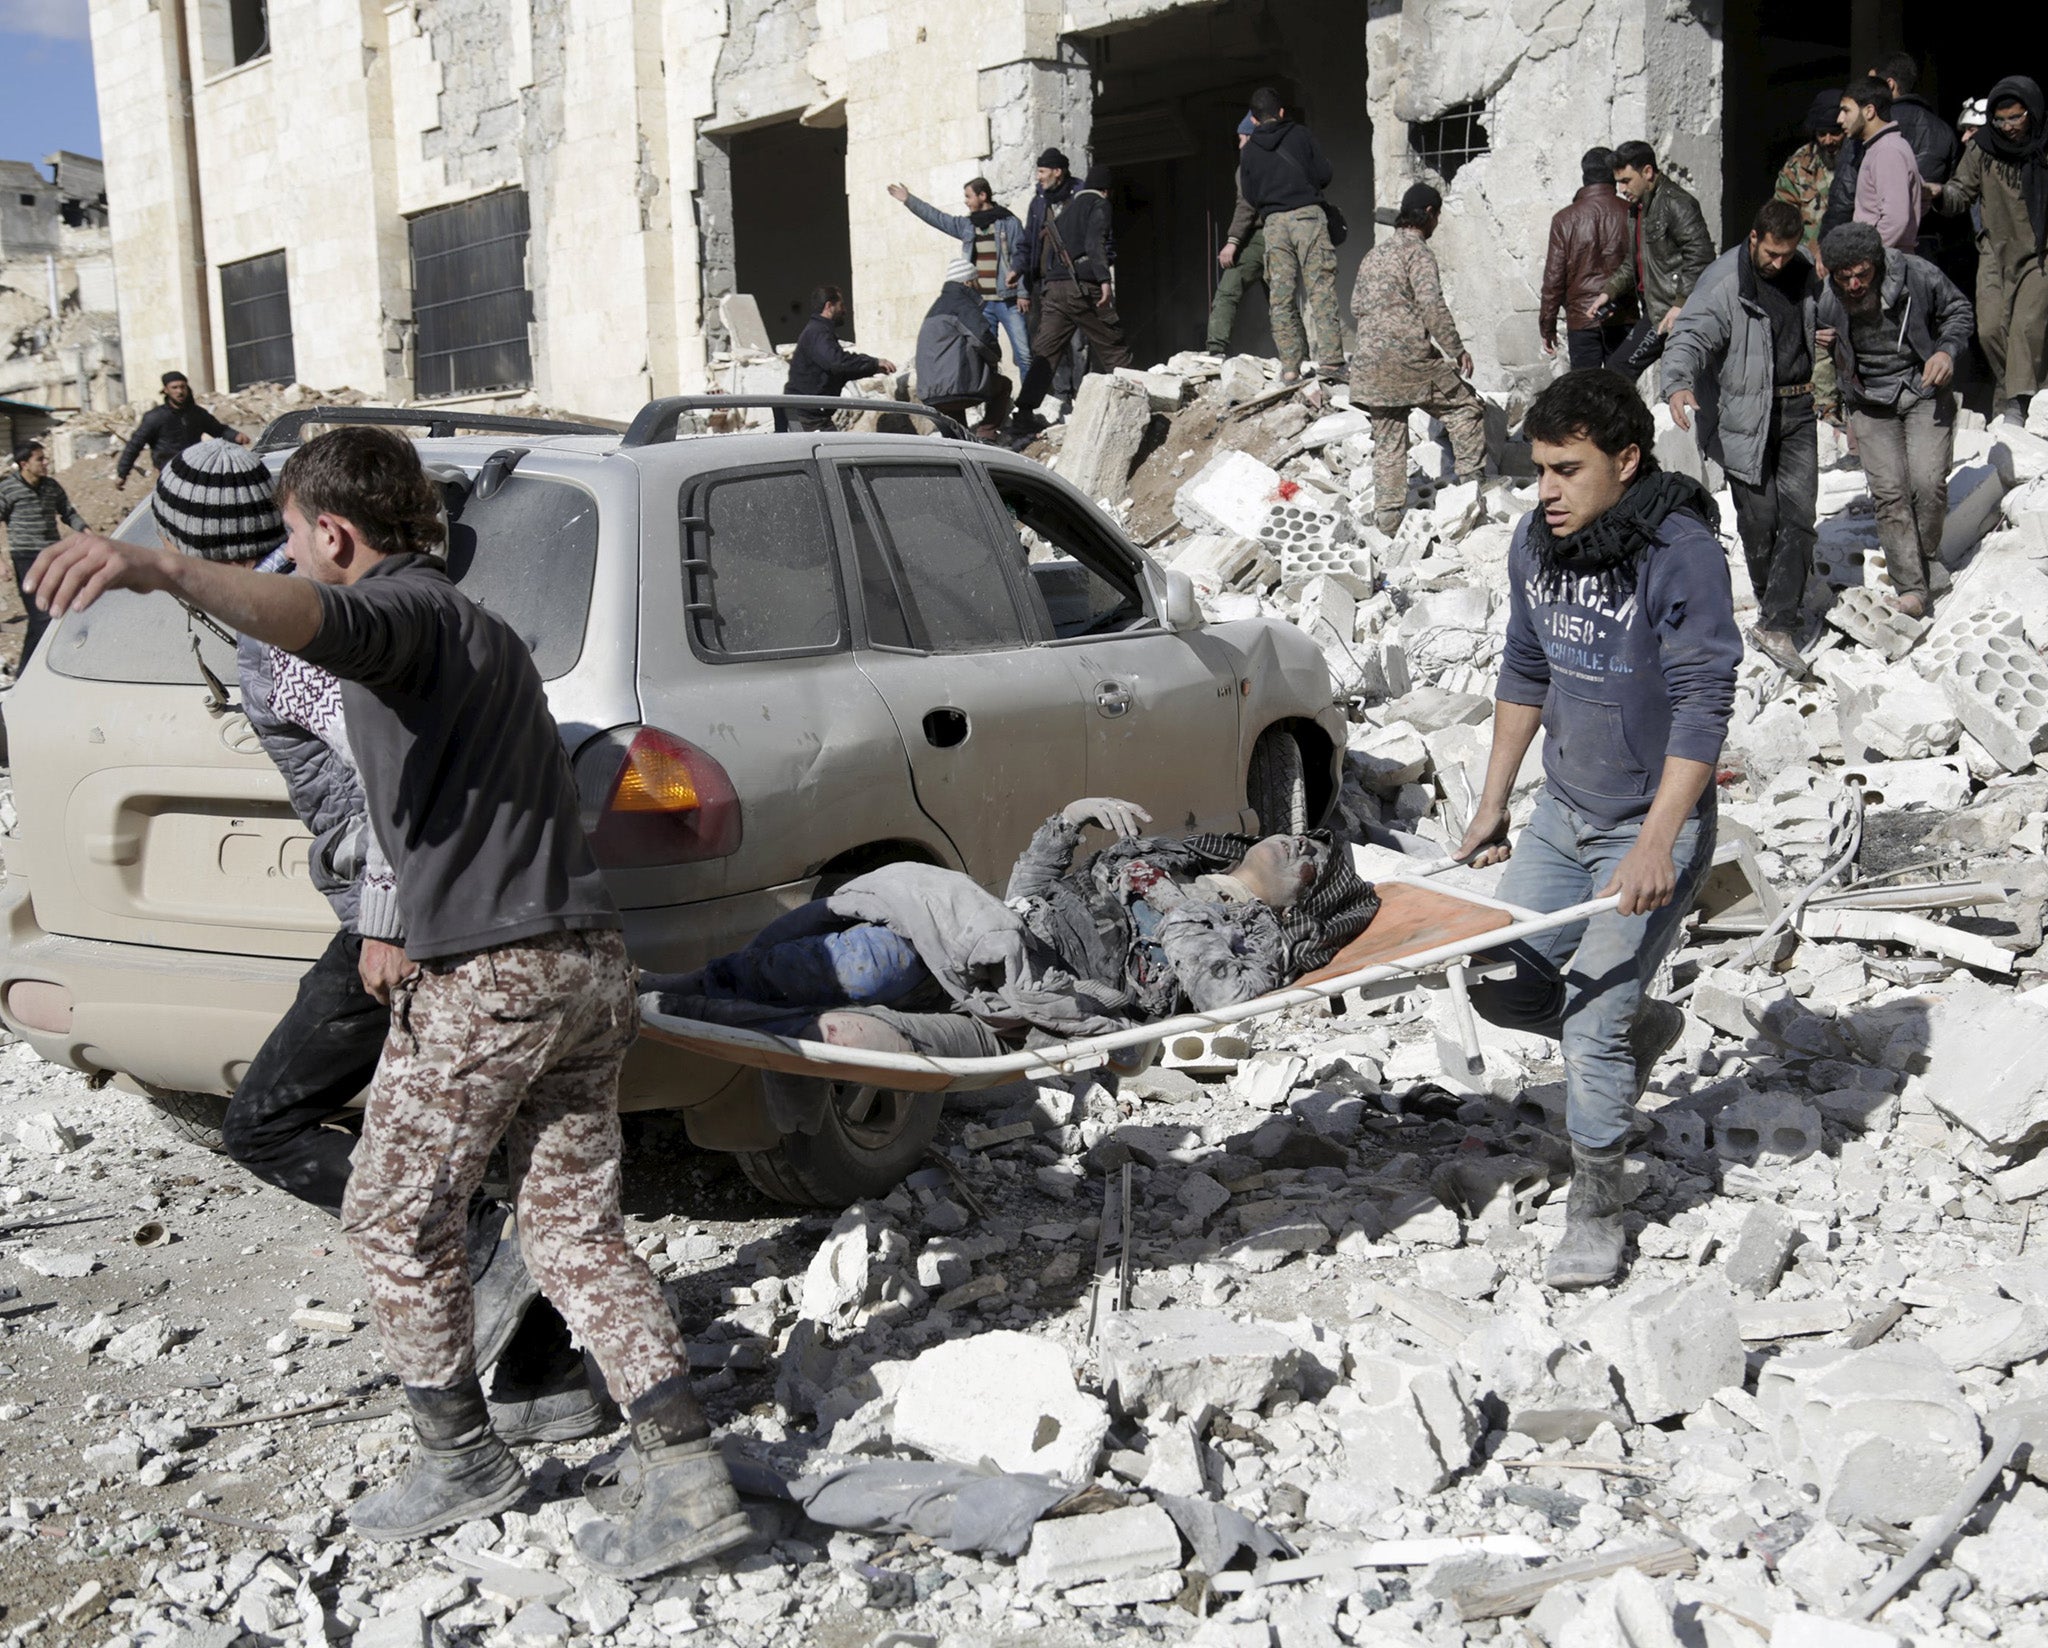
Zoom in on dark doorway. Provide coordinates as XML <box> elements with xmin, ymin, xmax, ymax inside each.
<box><xmin>727</xmin><ymin>120</ymin><xmax>853</xmax><ymax>347</ymax></box>
<box><xmin>1077</xmin><ymin>0</ymin><xmax>1372</xmax><ymax>368</ymax></box>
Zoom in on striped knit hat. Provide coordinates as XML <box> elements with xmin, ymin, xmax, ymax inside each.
<box><xmin>152</xmin><ymin>439</ymin><xmax>284</xmax><ymax>563</ymax></box>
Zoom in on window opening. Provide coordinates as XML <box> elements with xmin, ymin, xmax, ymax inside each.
<box><xmin>229</xmin><ymin>0</ymin><xmax>269</xmax><ymax>66</ymax></box>
<box><xmin>989</xmin><ymin>472</ymin><xmax>1149</xmax><ymax>640</ymax></box>
<box><xmin>1408</xmin><ymin>101</ymin><xmax>1490</xmax><ymax>182</ymax></box>
<box><xmin>219</xmin><ymin>250</ymin><xmax>295</xmax><ymax>391</ymax></box>
<box><xmin>683</xmin><ymin>468</ymin><xmax>845</xmax><ymax>660</ymax></box>
<box><xmin>409</xmin><ymin>191</ymin><xmax>533</xmax><ymax>398</ymax></box>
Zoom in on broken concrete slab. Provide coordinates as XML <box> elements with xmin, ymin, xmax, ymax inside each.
<box><xmin>1916</xmin><ymin>982</ymin><xmax>2048</xmax><ymax>1153</ymax></box>
<box><xmin>1724</xmin><ymin>1203</ymin><xmax>1802</xmax><ymax>1296</ymax></box>
<box><xmin>889</xmin><ymin>1331</ymin><xmax>1108</xmax><ymax>1485</ymax></box>
<box><xmin>1328</xmin><ymin>1346</ymin><xmax>1478</xmax><ymax>1496</ymax></box>
<box><xmin>1056</xmin><ymin>372</ymin><xmax>1153</xmax><ymax>505</ymax></box>
<box><xmin>1097</xmin><ymin>1309</ymin><xmax>1303</xmax><ymax>1422</ymax></box>
<box><xmin>1176</xmin><ymin>448</ymin><xmax>1280</xmax><ymax>540</ymax></box>
<box><xmin>1016</xmin><ymin>1501</ymin><xmax>1182</xmax><ymax>1592</ymax></box>
<box><xmin>1456</xmin><ymin>1314</ymin><xmax>1630</xmax><ymax>1444</ymax></box>
<box><xmin>1573</xmin><ymin>1280</ymin><xmax>1744</xmax><ymax>1423</ymax></box>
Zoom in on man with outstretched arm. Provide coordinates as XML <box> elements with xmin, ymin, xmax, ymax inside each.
<box><xmin>1453</xmin><ymin>370</ymin><xmax>1741</xmax><ymax>1291</ymax></box>
<box><xmin>27</xmin><ymin>428</ymin><xmax>746</xmax><ymax>1579</ymax></box>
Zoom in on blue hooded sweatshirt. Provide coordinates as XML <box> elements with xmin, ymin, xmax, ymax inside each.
<box><xmin>1496</xmin><ymin>474</ymin><xmax>1741</xmax><ymax>829</ymax></box>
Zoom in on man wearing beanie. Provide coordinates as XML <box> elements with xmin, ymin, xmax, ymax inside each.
<box><xmin>1775</xmin><ymin>91</ymin><xmax>1846</xmax><ymax>254</ymax></box>
<box><xmin>1007</xmin><ymin>148</ymin><xmax>1130</xmax><ymax>433</ymax></box>
<box><xmin>157</xmin><ymin>438</ymin><xmax>608</xmax><ymax>1449</ymax></box>
<box><xmin>1540</xmin><ymin>147</ymin><xmax>1633</xmax><ymax>369</ymax></box>
<box><xmin>1237</xmin><ymin>86</ymin><xmax>1343</xmax><ymax>394</ymax></box>
<box><xmin>116</xmin><ymin>371</ymin><xmax>247</xmax><ymax>490</ymax></box>
<box><xmin>1815</xmin><ymin>221</ymin><xmax>1973</xmax><ymax>619</ymax></box>
<box><xmin>914</xmin><ymin>257</ymin><xmax>1010</xmax><ymax>434</ymax></box>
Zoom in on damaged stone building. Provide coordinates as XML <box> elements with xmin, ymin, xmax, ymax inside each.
<box><xmin>90</xmin><ymin>0</ymin><xmax>1996</xmax><ymax>421</ymax></box>
<box><xmin>0</xmin><ymin>151</ymin><xmax>121</xmax><ymax>414</ymax></box>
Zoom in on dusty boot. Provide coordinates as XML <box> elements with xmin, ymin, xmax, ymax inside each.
<box><xmin>489</xmin><ymin>1303</ymin><xmax>611</xmax><ymax>1446</ymax></box>
<box><xmin>351</xmin><ymin>1380</ymin><xmax>527</xmax><ymax>1541</ymax></box>
<box><xmin>1629</xmin><ymin>998</ymin><xmax>1685</xmax><ymax>1101</ymax></box>
<box><xmin>469</xmin><ymin>1209</ymin><xmax>540</xmax><ymax>1376</ymax></box>
<box><xmin>1544</xmin><ymin>1142</ymin><xmax>1628</xmax><ymax>1290</ymax></box>
<box><xmin>572</xmin><ymin>1376</ymin><xmax>751</xmax><ymax>1579</ymax></box>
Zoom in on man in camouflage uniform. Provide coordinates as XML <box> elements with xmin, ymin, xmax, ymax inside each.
<box><xmin>1350</xmin><ymin>183</ymin><xmax>1488</xmax><ymax>535</ymax></box>
<box><xmin>1238</xmin><ymin>87</ymin><xmax>1344</xmax><ymax>391</ymax></box>
<box><xmin>1774</xmin><ymin>90</ymin><xmax>1847</xmax><ymax>418</ymax></box>
<box><xmin>23</xmin><ymin>428</ymin><xmax>747</xmax><ymax>1583</ymax></box>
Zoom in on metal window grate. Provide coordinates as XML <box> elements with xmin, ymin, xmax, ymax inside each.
<box><xmin>220</xmin><ymin>250</ymin><xmax>295</xmax><ymax>390</ymax></box>
<box><xmin>1409</xmin><ymin>101</ymin><xmax>1491</xmax><ymax>182</ymax></box>
<box><xmin>409</xmin><ymin>190</ymin><xmax>534</xmax><ymax>399</ymax></box>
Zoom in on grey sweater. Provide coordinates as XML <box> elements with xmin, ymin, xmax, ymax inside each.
<box><xmin>296</xmin><ymin>554</ymin><xmax>616</xmax><ymax>962</ymax></box>
<box><xmin>0</xmin><ymin>471</ymin><xmax>85</xmax><ymax>554</ymax></box>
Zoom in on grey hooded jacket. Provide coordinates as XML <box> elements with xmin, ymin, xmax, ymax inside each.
<box><xmin>1815</xmin><ymin>248</ymin><xmax>1975</xmax><ymax>412</ymax></box>
<box><xmin>1662</xmin><ymin>243</ymin><xmax>1819</xmax><ymax>487</ymax></box>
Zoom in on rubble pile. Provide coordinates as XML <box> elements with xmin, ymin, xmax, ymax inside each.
<box><xmin>9</xmin><ymin>368</ymin><xmax>2048</xmax><ymax>1646</ymax></box>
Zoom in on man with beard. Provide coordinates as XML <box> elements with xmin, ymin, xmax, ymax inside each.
<box><xmin>1816</xmin><ymin>221</ymin><xmax>1974</xmax><ymax>621</ymax></box>
<box><xmin>1774</xmin><ymin>91</ymin><xmax>1846</xmax><ymax>254</ymax></box>
<box><xmin>1840</xmin><ymin>76</ymin><xmax>1925</xmax><ymax>253</ymax></box>
<box><xmin>887</xmin><ymin>175</ymin><xmax>1030</xmax><ymax>375</ymax></box>
<box><xmin>1928</xmin><ymin>77</ymin><xmax>2048</xmax><ymax>422</ymax></box>
<box><xmin>1452</xmin><ymin>370</ymin><xmax>1739</xmax><ymax>1290</ymax></box>
<box><xmin>1600</xmin><ymin>142</ymin><xmax>1715</xmax><ymax>378</ymax></box>
<box><xmin>779</xmin><ymin>287</ymin><xmax>896</xmax><ymax>432</ymax></box>
<box><xmin>1663</xmin><ymin>199</ymin><xmax>1821</xmax><ymax>676</ymax></box>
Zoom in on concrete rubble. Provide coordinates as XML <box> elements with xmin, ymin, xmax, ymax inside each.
<box><xmin>9</xmin><ymin>367</ymin><xmax>2048</xmax><ymax>1648</ymax></box>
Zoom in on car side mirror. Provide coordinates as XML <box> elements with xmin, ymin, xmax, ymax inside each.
<box><xmin>1163</xmin><ymin>569</ymin><xmax>1200</xmax><ymax>630</ymax></box>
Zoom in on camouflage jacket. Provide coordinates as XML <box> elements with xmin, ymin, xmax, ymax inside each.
<box><xmin>1773</xmin><ymin>141</ymin><xmax>1836</xmax><ymax>249</ymax></box>
<box><xmin>1348</xmin><ymin>229</ymin><xmax>1463</xmax><ymax>404</ymax></box>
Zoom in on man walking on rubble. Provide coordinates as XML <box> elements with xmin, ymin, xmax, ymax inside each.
<box><xmin>1007</xmin><ymin>151</ymin><xmax>1131</xmax><ymax>436</ymax></box>
<box><xmin>1925</xmin><ymin>77</ymin><xmax>2048</xmax><ymax>422</ymax></box>
<box><xmin>1601</xmin><ymin>142</ymin><xmax>1715</xmax><ymax>379</ymax></box>
<box><xmin>1237</xmin><ymin>86</ymin><xmax>1344</xmax><ymax>397</ymax></box>
<box><xmin>1815</xmin><ymin>221</ymin><xmax>1973</xmax><ymax>622</ymax></box>
<box><xmin>1</xmin><ymin>439</ymin><xmax>86</xmax><ymax>666</ymax></box>
<box><xmin>1841</xmin><ymin>76</ymin><xmax>1925</xmax><ymax>254</ymax></box>
<box><xmin>1207</xmin><ymin>114</ymin><xmax>1268</xmax><ymax>356</ymax></box>
<box><xmin>1774</xmin><ymin>92</ymin><xmax>1847</xmax><ymax>419</ymax></box>
<box><xmin>137</xmin><ymin>439</ymin><xmax>606</xmax><ymax>1451</ymax></box>
<box><xmin>887</xmin><ymin>175</ymin><xmax>1030</xmax><ymax>374</ymax></box>
<box><xmin>780</xmin><ymin>286</ymin><xmax>896</xmax><ymax>432</ymax></box>
<box><xmin>1821</xmin><ymin>53</ymin><xmax>1955</xmax><ymax>245</ymax></box>
<box><xmin>915</xmin><ymin>257</ymin><xmax>1011</xmax><ymax>435</ymax></box>
<box><xmin>26</xmin><ymin>427</ymin><xmax>749</xmax><ymax>1579</ymax></box>
<box><xmin>1350</xmin><ymin>183</ymin><xmax>1487</xmax><ymax>538</ymax></box>
<box><xmin>1663</xmin><ymin>199</ymin><xmax>1822</xmax><ymax>678</ymax></box>
<box><xmin>1454</xmin><ymin>369</ymin><xmax>1740</xmax><ymax>1290</ymax></box>
<box><xmin>1540</xmin><ymin>148</ymin><xmax>1633</xmax><ymax>371</ymax></box>
<box><xmin>115</xmin><ymin>371</ymin><xmax>248</xmax><ymax>490</ymax></box>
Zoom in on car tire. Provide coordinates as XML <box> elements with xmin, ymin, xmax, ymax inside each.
<box><xmin>1248</xmin><ymin>727</ymin><xmax>1310</xmax><ymax>835</ymax></box>
<box><xmin>147</xmin><ymin>1090</ymin><xmax>231</xmax><ymax>1154</ymax></box>
<box><xmin>737</xmin><ymin>1079</ymin><xmax>944</xmax><ymax>1207</ymax></box>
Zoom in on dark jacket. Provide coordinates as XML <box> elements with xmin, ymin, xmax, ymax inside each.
<box><xmin>1498</xmin><ymin>484</ymin><xmax>1741</xmax><ymax>830</ymax></box>
<box><xmin>915</xmin><ymin>283</ymin><xmax>1000</xmax><ymax>404</ymax></box>
<box><xmin>1816</xmin><ymin>249</ymin><xmax>1975</xmax><ymax>411</ymax></box>
<box><xmin>116</xmin><ymin>398</ymin><xmax>239</xmax><ymax>481</ymax></box>
<box><xmin>296</xmin><ymin>553</ymin><xmax>618</xmax><ymax>962</ymax></box>
<box><xmin>1661</xmin><ymin>245</ymin><xmax>1819</xmax><ymax>486</ymax></box>
<box><xmin>0</xmin><ymin>470</ymin><xmax>86</xmax><ymax>553</ymax></box>
<box><xmin>784</xmin><ymin>314</ymin><xmax>882</xmax><ymax>398</ymax></box>
<box><xmin>900</xmin><ymin>193</ymin><xmax>1025</xmax><ymax>301</ymax></box>
<box><xmin>1237</xmin><ymin>118</ymin><xmax>1333</xmax><ymax>215</ymax></box>
<box><xmin>1541</xmin><ymin>183</ymin><xmax>1632</xmax><ymax>341</ymax></box>
<box><xmin>1604</xmin><ymin>174</ymin><xmax>1715</xmax><ymax>315</ymax></box>
<box><xmin>1013</xmin><ymin>179</ymin><xmax>1113</xmax><ymax>294</ymax></box>
<box><xmin>1822</xmin><ymin>134</ymin><xmax>1863</xmax><ymax>239</ymax></box>
<box><xmin>1891</xmin><ymin>94</ymin><xmax>1959</xmax><ymax>187</ymax></box>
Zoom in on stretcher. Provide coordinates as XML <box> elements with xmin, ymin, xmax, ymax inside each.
<box><xmin>638</xmin><ymin>876</ymin><xmax>1624</xmax><ymax>1095</ymax></box>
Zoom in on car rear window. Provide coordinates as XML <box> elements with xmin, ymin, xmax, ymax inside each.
<box><xmin>44</xmin><ymin>470</ymin><xmax>600</xmax><ymax>684</ymax></box>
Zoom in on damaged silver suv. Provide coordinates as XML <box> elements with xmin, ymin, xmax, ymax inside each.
<box><xmin>0</xmin><ymin>398</ymin><xmax>1344</xmax><ymax>1204</ymax></box>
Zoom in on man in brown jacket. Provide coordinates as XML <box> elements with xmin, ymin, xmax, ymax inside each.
<box><xmin>1540</xmin><ymin>149</ymin><xmax>1633</xmax><ymax>370</ymax></box>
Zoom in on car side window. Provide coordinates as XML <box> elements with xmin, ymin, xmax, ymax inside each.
<box><xmin>842</xmin><ymin>463</ymin><xmax>1029</xmax><ymax>653</ymax></box>
<box><xmin>987</xmin><ymin>469</ymin><xmax>1150</xmax><ymax>641</ymax></box>
<box><xmin>682</xmin><ymin>466</ymin><xmax>847</xmax><ymax>661</ymax></box>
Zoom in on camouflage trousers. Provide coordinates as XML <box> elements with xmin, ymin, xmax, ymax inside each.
<box><xmin>1263</xmin><ymin>205</ymin><xmax>1344</xmax><ymax>378</ymax></box>
<box><xmin>340</xmin><ymin>928</ymin><xmax>685</xmax><ymax>1402</ymax></box>
<box><xmin>1366</xmin><ymin>364</ymin><xmax>1488</xmax><ymax>531</ymax></box>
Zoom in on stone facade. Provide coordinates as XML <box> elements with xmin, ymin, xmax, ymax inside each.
<box><xmin>89</xmin><ymin>0</ymin><xmax>1725</xmax><ymax>421</ymax></box>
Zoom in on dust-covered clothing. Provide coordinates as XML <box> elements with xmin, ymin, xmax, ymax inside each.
<box><xmin>341</xmin><ymin>930</ymin><xmax>682</xmax><ymax>1400</ymax></box>
<box><xmin>1263</xmin><ymin>204</ymin><xmax>1344</xmax><ymax>377</ymax></box>
<box><xmin>1935</xmin><ymin>81</ymin><xmax>2048</xmax><ymax>402</ymax></box>
<box><xmin>1366</xmin><ymin>390</ymin><xmax>1486</xmax><ymax>530</ymax></box>
<box><xmin>1349</xmin><ymin>228</ymin><xmax>1465</xmax><ymax>405</ymax></box>
<box><xmin>295</xmin><ymin>554</ymin><xmax>617</xmax><ymax>962</ymax></box>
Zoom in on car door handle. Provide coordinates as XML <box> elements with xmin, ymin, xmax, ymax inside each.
<box><xmin>1095</xmin><ymin>681</ymin><xmax>1131</xmax><ymax>718</ymax></box>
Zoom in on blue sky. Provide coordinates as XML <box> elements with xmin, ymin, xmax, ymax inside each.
<box><xmin>1</xmin><ymin>0</ymin><xmax>102</xmax><ymax>166</ymax></box>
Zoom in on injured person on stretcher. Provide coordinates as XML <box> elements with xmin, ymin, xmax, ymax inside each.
<box><xmin>644</xmin><ymin>798</ymin><xmax>1380</xmax><ymax>1059</ymax></box>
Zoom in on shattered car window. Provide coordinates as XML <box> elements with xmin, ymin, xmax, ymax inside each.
<box><xmin>858</xmin><ymin>465</ymin><xmax>1027</xmax><ymax>654</ymax></box>
<box><xmin>443</xmin><ymin>474</ymin><xmax>599</xmax><ymax>679</ymax></box>
<box><xmin>687</xmin><ymin>467</ymin><xmax>846</xmax><ymax>659</ymax></box>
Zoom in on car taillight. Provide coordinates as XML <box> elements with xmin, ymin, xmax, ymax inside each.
<box><xmin>576</xmin><ymin>727</ymin><xmax>742</xmax><ymax>867</ymax></box>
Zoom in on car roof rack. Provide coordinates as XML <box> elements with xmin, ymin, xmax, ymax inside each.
<box><xmin>620</xmin><ymin>395</ymin><xmax>971</xmax><ymax>447</ymax></box>
<box><xmin>253</xmin><ymin>405</ymin><xmax>618</xmax><ymax>453</ymax></box>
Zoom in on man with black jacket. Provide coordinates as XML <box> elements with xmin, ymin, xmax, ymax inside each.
<box><xmin>779</xmin><ymin>287</ymin><xmax>895</xmax><ymax>431</ymax></box>
<box><xmin>1008</xmin><ymin>152</ymin><xmax>1130</xmax><ymax>433</ymax></box>
<box><xmin>1601</xmin><ymin>142</ymin><xmax>1715</xmax><ymax>378</ymax></box>
<box><xmin>115</xmin><ymin>371</ymin><xmax>248</xmax><ymax>489</ymax></box>
<box><xmin>1237</xmin><ymin>87</ymin><xmax>1343</xmax><ymax>392</ymax></box>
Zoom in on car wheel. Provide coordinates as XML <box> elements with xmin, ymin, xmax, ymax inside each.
<box><xmin>737</xmin><ymin>1079</ymin><xmax>943</xmax><ymax>1207</ymax></box>
<box><xmin>1248</xmin><ymin>727</ymin><xmax>1310</xmax><ymax>835</ymax></box>
<box><xmin>147</xmin><ymin>1090</ymin><xmax>231</xmax><ymax>1154</ymax></box>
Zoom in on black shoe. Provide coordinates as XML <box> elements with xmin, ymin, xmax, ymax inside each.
<box><xmin>1545</xmin><ymin>1142</ymin><xmax>1628</xmax><ymax>1290</ymax></box>
<box><xmin>571</xmin><ymin>1376</ymin><xmax>751</xmax><ymax>1579</ymax></box>
<box><xmin>1006</xmin><ymin>410</ymin><xmax>1048</xmax><ymax>440</ymax></box>
<box><xmin>1628</xmin><ymin>998</ymin><xmax>1686</xmax><ymax>1102</ymax></box>
<box><xmin>488</xmin><ymin>1301</ymin><xmax>612</xmax><ymax>1445</ymax></box>
<box><xmin>470</xmin><ymin>1213</ymin><xmax>541</xmax><ymax>1377</ymax></box>
<box><xmin>350</xmin><ymin>1380</ymin><xmax>527</xmax><ymax>1542</ymax></box>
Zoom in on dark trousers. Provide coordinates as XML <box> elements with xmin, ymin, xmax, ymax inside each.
<box><xmin>1567</xmin><ymin>326</ymin><xmax>1630</xmax><ymax>372</ymax></box>
<box><xmin>223</xmin><ymin>927</ymin><xmax>388</xmax><ymax>1215</ymax></box>
<box><xmin>10</xmin><ymin>551</ymin><xmax>51</xmax><ymax>666</ymax></box>
<box><xmin>1728</xmin><ymin>397</ymin><xmax>1819</xmax><ymax>633</ymax></box>
<box><xmin>1016</xmin><ymin>282</ymin><xmax>1132</xmax><ymax>415</ymax></box>
<box><xmin>1602</xmin><ymin>314</ymin><xmax>1667</xmax><ymax>379</ymax></box>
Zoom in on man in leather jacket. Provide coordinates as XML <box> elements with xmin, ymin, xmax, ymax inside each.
<box><xmin>1600</xmin><ymin>142</ymin><xmax>1715</xmax><ymax>379</ymax></box>
<box><xmin>1540</xmin><ymin>148</ymin><xmax>1633</xmax><ymax>370</ymax></box>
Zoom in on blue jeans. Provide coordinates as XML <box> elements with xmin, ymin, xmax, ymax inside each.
<box><xmin>695</xmin><ymin>901</ymin><xmax>933</xmax><ymax>1010</ymax></box>
<box><xmin>1468</xmin><ymin>790</ymin><xmax>1715</xmax><ymax>1150</ymax></box>
<box><xmin>984</xmin><ymin>298</ymin><xmax>1031</xmax><ymax>376</ymax></box>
